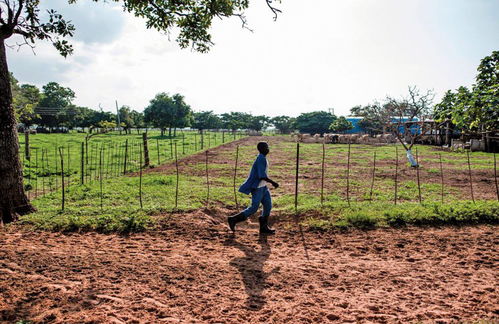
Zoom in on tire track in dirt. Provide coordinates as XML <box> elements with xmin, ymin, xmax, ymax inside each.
<box><xmin>1</xmin><ymin>212</ymin><xmax>498</xmax><ymax>323</ymax></box>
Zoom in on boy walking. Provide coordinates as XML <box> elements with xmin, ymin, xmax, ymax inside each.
<box><xmin>228</xmin><ymin>142</ymin><xmax>279</xmax><ymax>234</ymax></box>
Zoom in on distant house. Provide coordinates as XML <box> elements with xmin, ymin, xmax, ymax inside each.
<box><xmin>344</xmin><ymin>117</ymin><xmax>364</xmax><ymax>134</ymax></box>
<box><xmin>342</xmin><ymin>116</ymin><xmax>421</xmax><ymax>134</ymax></box>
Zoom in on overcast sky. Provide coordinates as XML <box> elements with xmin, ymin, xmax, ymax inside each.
<box><xmin>7</xmin><ymin>0</ymin><xmax>499</xmax><ymax>117</ymax></box>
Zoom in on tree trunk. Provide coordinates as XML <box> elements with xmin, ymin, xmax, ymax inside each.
<box><xmin>174</xmin><ymin>127</ymin><xmax>177</xmax><ymax>137</ymax></box>
<box><xmin>0</xmin><ymin>39</ymin><xmax>35</xmax><ymax>224</ymax></box>
<box><xmin>445</xmin><ymin>121</ymin><xmax>451</xmax><ymax>146</ymax></box>
<box><xmin>169</xmin><ymin>127</ymin><xmax>172</xmax><ymax>137</ymax></box>
<box><xmin>161</xmin><ymin>128</ymin><xmax>164</xmax><ymax>137</ymax></box>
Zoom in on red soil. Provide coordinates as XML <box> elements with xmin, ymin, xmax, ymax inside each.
<box><xmin>1</xmin><ymin>212</ymin><xmax>498</xmax><ymax>323</ymax></box>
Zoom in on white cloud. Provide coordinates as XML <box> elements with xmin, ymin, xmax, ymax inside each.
<box><xmin>7</xmin><ymin>0</ymin><xmax>499</xmax><ymax>117</ymax></box>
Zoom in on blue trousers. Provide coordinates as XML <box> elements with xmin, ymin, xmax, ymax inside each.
<box><xmin>242</xmin><ymin>186</ymin><xmax>272</xmax><ymax>219</ymax></box>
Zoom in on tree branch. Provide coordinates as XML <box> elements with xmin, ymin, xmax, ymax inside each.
<box><xmin>266</xmin><ymin>0</ymin><xmax>282</xmax><ymax>21</ymax></box>
<box><xmin>13</xmin><ymin>0</ymin><xmax>22</xmax><ymax>26</ymax></box>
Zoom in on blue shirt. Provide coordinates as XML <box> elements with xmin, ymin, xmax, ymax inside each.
<box><xmin>238</xmin><ymin>154</ymin><xmax>268</xmax><ymax>195</ymax></box>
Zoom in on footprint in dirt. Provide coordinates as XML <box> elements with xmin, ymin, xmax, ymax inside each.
<box><xmin>224</xmin><ymin>235</ymin><xmax>280</xmax><ymax>310</ymax></box>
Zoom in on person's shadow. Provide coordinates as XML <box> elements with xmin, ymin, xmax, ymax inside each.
<box><xmin>224</xmin><ymin>234</ymin><xmax>280</xmax><ymax>310</ymax></box>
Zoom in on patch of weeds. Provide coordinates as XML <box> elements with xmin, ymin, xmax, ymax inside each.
<box><xmin>343</xmin><ymin>210</ymin><xmax>378</xmax><ymax>229</ymax></box>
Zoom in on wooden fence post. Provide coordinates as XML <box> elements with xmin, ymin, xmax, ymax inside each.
<box><xmin>294</xmin><ymin>142</ymin><xmax>300</xmax><ymax>214</ymax></box>
<box><xmin>67</xmin><ymin>144</ymin><xmax>71</xmax><ymax>188</ymax></box>
<box><xmin>466</xmin><ymin>150</ymin><xmax>475</xmax><ymax>203</ymax></box>
<box><xmin>182</xmin><ymin>133</ymin><xmax>186</xmax><ymax>155</ymax></box>
<box><xmin>24</xmin><ymin>131</ymin><xmax>30</xmax><ymax>161</ymax></box>
<box><xmin>170</xmin><ymin>137</ymin><xmax>173</xmax><ymax>159</ymax></box>
<box><xmin>494</xmin><ymin>153</ymin><xmax>498</xmax><ymax>202</ymax></box>
<box><xmin>106</xmin><ymin>143</ymin><xmax>111</xmax><ymax>179</ymax></box>
<box><xmin>156</xmin><ymin>138</ymin><xmax>160</xmax><ymax>165</ymax></box>
<box><xmin>142</xmin><ymin>133</ymin><xmax>150</xmax><ymax>167</ymax></box>
<box><xmin>439</xmin><ymin>153</ymin><xmax>444</xmax><ymax>203</ymax></box>
<box><xmin>233</xmin><ymin>145</ymin><xmax>239</xmax><ymax>209</ymax></box>
<box><xmin>415</xmin><ymin>147</ymin><xmax>422</xmax><ymax>204</ymax></box>
<box><xmin>369</xmin><ymin>150</ymin><xmax>377</xmax><ymax>201</ymax></box>
<box><xmin>55</xmin><ymin>146</ymin><xmax>58</xmax><ymax>190</ymax></box>
<box><xmin>85</xmin><ymin>139</ymin><xmax>89</xmax><ymax>165</ymax></box>
<box><xmin>34</xmin><ymin>148</ymin><xmax>38</xmax><ymax>196</ymax></box>
<box><xmin>205</xmin><ymin>150</ymin><xmax>210</xmax><ymax>208</ymax></box>
<box><xmin>346</xmin><ymin>141</ymin><xmax>351</xmax><ymax>207</ymax></box>
<box><xmin>175</xmin><ymin>142</ymin><xmax>179</xmax><ymax>209</ymax></box>
<box><xmin>394</xmin><ymin>146</ymin><xmax>398</xmax><ymax>205</ymax></box>
<box><xmin>320</xmin><ymin>142</ymin><xmax>325</xmax><ymax>206</ymax></box>
<box><xmin>123</xmin><ymin>139</ymin><xmax>128</xmax><ymax>175</ymax></box>
<box><xmin>139</xmin><ymin>142</ymin><xmax>143</xmax><ymax>209</ymax></box>
<box><xmin>99</xmin><ymin>147</ymin><xmax>103</xmax><ymax>210</ymax></box>
<box><xmin>41</xmin><ymin>149</ymin><xmax>46</xmax><ymax>195</ymax></box>
<box><xmin>59</xmin><ymin>147</ymin><xmax>65</xmax><ymax>211</ymax></box>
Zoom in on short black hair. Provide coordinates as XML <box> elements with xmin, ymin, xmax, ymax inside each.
<box><xmin>257</xmin><ymin>142</ymin><xmax>268</xmax><ymax>152</ymax></box>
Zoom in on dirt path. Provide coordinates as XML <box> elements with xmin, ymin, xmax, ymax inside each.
<box><xmin>1</xmin><ymin>212</ymin><xmax>498</xmax><ymax>323</ymax></box>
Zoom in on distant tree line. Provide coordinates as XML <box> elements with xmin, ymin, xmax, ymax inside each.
<box><xmin>10</xmin><ymin>74</ymin><xmax>354</xmax><ymax>136</ymax></box>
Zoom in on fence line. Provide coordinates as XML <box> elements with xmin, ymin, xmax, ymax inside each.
<box><xmin>19</xmin><ymin>135</ymin><xmax>499</xmax><ymax>216</ymax></box>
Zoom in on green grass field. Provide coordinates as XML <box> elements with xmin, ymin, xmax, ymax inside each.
<box><xmin>16</xmin><ymin>135</ymin><xmax>499</xmax><ymax>233</ymax></box>
<box><xmin>18</xmin><ymin>130</ymin><xmax>244</xmax><ymax>197</ymax></box>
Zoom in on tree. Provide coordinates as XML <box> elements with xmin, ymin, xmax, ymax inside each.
<box><xmin>10</xmin><ymin>73</ymin><xmax>40</xmax><ymax>128</ymax></box>
<box><xmin>36</xmin><ymin>82</ymin><xmax>76</xmax><ymax>128</ymax></box>
<box><xmin>130</xmin><ymin>110</ymin><xmax>145</xmax><ymax>133</ymax></box>
<box><xmin>171</xmin><ymin>93</ymin><xmax>193</xmax><ymax>136</ymax></box>
<box><xmin>220</xmin><ymin>112</ymin><xmax>252</xmax><ymax>132</ymax></box>
<box><xmin>144</xmin><ymin>92</ymin><xmax>176</xmax><ymax>137</ymax></box>
<box><xmin>295</xmin><ymin>111</ymin><xmax>336</xmax><ymax>134</ymax></box>
<box><xmin>385</xmin><ymin>86</ymin><xmax>435</xmax><ymax>166</ymax></box>
<box><xmin>470</xmin><ymin>51</ymin><xmax>499</xmax><ymax>132</ymax></box>
<box><xmin>193</xmin><ymin>111</ymin><xmax>222</xmax><ymax>133</ymax></box>
<box><xmin>39</xmin><ymin>82</ymin><xmax>75</xmax><ymax>108</ymax></box>
<box><xmin>329</xmin><ymin>116</ymin><xmax>353</xmax><ymax>133</ymax></box>
<box><xmin>118</xmin><ymin>106</ymin><xmax>133</xmax><ymax>134</ymax></box>
<box><xmin>56</xmin><ymin>105</ymin><xmax>92</xmax><ymax>130</ymax></box>
<box><xmin>271</xmin><ymin>115</ymin><xmax>296</xmax><ymax>134</ymax></box>
<box><xmin>350</xmin><ymin>103</ymin><xmax>392</xmax><ymax>135</ymax></box>
<box><xmin>0</xmin><ymin>0</ymin><xmax>280</xmax><ymax>224</ymax></box>
<box><xmin>248</xmin><ymin>115</ymin><xmax>270</xmax><ymax>132</ymax></box>
<box><xmin>434</xmin><ymin>51</ymin><xmax>498</xmax><ymax>151</ymax></box>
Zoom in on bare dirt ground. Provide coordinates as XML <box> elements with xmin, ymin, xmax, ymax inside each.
<box><xmin>1</xmin><ymin>210</ymin><xmax>498</xmax><ymax>323</ymax></box>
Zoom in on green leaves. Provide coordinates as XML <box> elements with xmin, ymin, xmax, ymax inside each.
<box><xmin>4</xmin><ymin>0</ymin><xmax>277</xmax><ymax>56</ymax></box>
<box><xmin>144</xmin><ymin>92</ymin><xmax>193</xmax><ymax>130</ymax></box>
<box><xmin>296</xmin><ymin>111</ymin><xmax>336</xmax><ymax>134</ymax></box>
<box><xmin>434</xmin><ymin>51</ymin><xmax>499</xmax><ymax>132</ymax></box>
<box><xmin>329</xmin><ymin>116</ymin><xmax>353</xmax><ymax>133</ymax></box>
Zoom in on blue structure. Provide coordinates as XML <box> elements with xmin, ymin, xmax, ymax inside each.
<box><xmin>344</xmin><ymin>117</ymin><xmax>364</xmax><ymax>134</ymax></box>
<box><xmin>343</xmin><ymin>116</ymin><xmax>421</xmax><ymax>134</ymax></box>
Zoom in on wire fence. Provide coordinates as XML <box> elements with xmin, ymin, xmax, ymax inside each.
<box><xmin>22</xmin><ymin>138</ymin><xmax>499</xmax><ymax>214</ymax></box>
<box><xmin>21</xmin><ymin>130</ymin><xmax>245</xmax><ymax>200</ymax></box>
